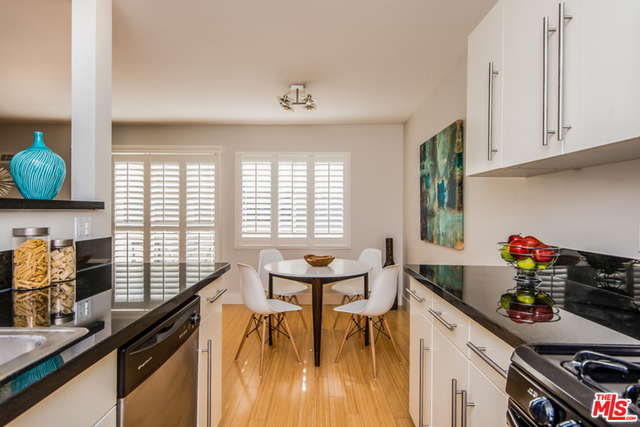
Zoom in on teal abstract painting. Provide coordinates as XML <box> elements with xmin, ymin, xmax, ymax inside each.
<box><xmin>420</xmin><ymin>120</ymin><xmax>464</xmax><ymax>250</ymax></box>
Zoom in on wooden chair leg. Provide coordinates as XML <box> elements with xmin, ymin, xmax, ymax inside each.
<box><xmin>332</xmin><ymin>295</ymin><xmax>348</xmax><ymax>329</ymax></box>
<box><xmin>260</xmin><ymin>315</ymin><xmax>267</xmax><ymax>377</ymax></box>
<box><xmin>381</xmin><ymin>315</ymin><xmax>402</xmax><ymax>364</ymax></box>
<box><xmin>335</xmin><ymin>314</ymin><xmax>353</xmax><ymax>364</ymax></box>
<box><xmin>281</xmin><ymin>313</ymin><xmax>302</xmax><ymax>364</ymax></box>
<box><xmin>235</xmin><ymin>314</ymin><xmax>255</xmax><ymax>361</ymax></box>
<box><xmin>369</xmin><ymin>317</ymin><xmax>377</xmax><ymax>379</ymax></box>
<box><xmin>292</xmin><ymin>295</ymin><xmax>308</xmax><ymax>330</ymax></box>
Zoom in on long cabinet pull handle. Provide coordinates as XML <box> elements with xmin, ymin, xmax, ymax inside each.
<box><xmin>557</xmin><ymin>2</ymin><xmax>573</xmax><ymax>141</ymax></box>
<box><xmin>487</xmin><ymin>62</ymin><xmax>499</xmax><ymax>160</ymax></box>
<box><xmin>406</xmin><ymin>288</ymin><xmax>425</xmax><ymax>302</ymax></box>
<box><xmin>461</xmin><ymin>389</ymin><xmax>475</xmax><ymax>427</ymax></box>
<box><xmin>207</xmin><ymin>288</ymin><xmax>227</xmax><ymax>303</ymax></box>
<box><xmin>467</xmin><ymin>341</ymin><xmax>508</xmax><ymax>379</ymax></box>
<box><xmin>428</xmin><ymin>308</ymin><xmax>457</xmax><ymax>331</ymax></box>
<box><xmin>200</xmin><ymin>339</ymin><xmax>212</xmax><ymax>427</ymax></box>
<box><xmin>543</xmin><ymin>16</ymin><xmax>557</xmax><ymax>145</ymax></box>
<box><xmin>419</xmin><ymin>338</ymin><xmax>430</xmax><ymax>427</ymax></box>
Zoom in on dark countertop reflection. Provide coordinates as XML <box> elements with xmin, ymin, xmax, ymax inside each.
<box><xmin>405</xmin><ymin>260</ymin><xmax>640</xmax><ymax>348</ymax></box>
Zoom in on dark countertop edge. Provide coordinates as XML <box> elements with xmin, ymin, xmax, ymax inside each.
<box><xmin>404</xmin><ymin>264</ymin><xmax>527</xmax><ymax>348</ymax></box>
<box><xmin>0</xmin><ymin>198</ymin><xmax>105</xmax><ymax>210</ymax></box>
<box><xmin>0</xmin><ymin>262</ymin><xmax>230</xmax><ymax>426</ymax></box>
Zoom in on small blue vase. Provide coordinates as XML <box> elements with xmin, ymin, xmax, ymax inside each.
<box><xmin>10</xmin><ymin>132</ymin><xmax>66</xmax><ymax>200</ymax></box>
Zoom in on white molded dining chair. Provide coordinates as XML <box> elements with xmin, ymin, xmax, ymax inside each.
<box><xmin>235</xmin><ymin>263</ymin><xmax>302</xmax><ymax>377</ymax></box>
<box><xmin>258</xmin><ymin>249</ymin><xmax>308</xmax><ymax>330</ymax></box>
<box><xmin>331</xmin><ymin>248</ymin><xmax>383</xmax><ymax>329</ymax></box>
<box><xmin>334</xmin><ymin>264</ymin><xmax>402</xmax><ymax>379</ymax></box>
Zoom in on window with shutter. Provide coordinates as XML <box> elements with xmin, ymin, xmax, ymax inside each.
<box><xmin>113</xmin><ymin>147</ymin><xmax>221</xmax><ymax>303</ymax></box>
<box><xmin>236</xmin><ymin>152</ymin><xmax>350</xmax><ymax>248</ymax></box>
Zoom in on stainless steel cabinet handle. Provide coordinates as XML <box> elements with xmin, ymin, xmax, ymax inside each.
<box><xmin>419</xmin><ymin>338</ymin><xmax>430</xmax><ymax>427</ymax></box>
<box><xmin>557</xmin><ymin>2</ymin><xmax>573</xmax><ymax>140</ymax></box>
<box><xmin>461</xmin><ymin>389</ymin><xmax>475</xmax><ymax>427</ymax></box>
<box><xmin>543</xmin><ymin>16</ymin><xmax>557</xmax><ymax>145</ymax></box>
<box><xmin>406</xmin><ymin>288</ymin><xmax>425</xmax><ymax>302</ymax></box>
<box><xmin>428</xmin><ymin>308</ymin><xmax>457</xmax><ymax>330</ymax></box>
<box><xmin>452</xmin><ymin>379</ymin><xmax>474</xmax><ymax>427</ymax></box>
<box><xmin>467</xmin><ymin>341</ymin><xmax>508</xmax><ymax>379</ymax></box>
<box><xmin>207</xmin><ymin>288</ymin><xmax>227</xmax><ymax>303</ymax></box>
<box><xmin>200</xmin><ymin>339</ymin><xmax>212</xmax><ymax>427</ymax></box>
<box><xmin>488</xmin><ymin>62</ymin><xmax>499</xmax><ymax>160</ymax></box>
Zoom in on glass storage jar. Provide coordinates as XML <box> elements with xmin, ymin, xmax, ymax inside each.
<box><xmin>12</xmin><ymin>227</ymin><xmax>51</xmax><ymax>326</ymax></box>
<box><xmin>50</xmin><ymin>238</ymin><xmax>76</xmax><ymax>324</ymax></box>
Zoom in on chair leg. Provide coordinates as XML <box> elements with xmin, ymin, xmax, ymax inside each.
<box><xmin>335</xmin><ymin>314</ymin><xmax>353</xmax><ymax>365</ymax></box>
<box><xmin>235</xmin><ymin>314</ymin><xmax>256</xmax><ymax>361</ymax></box>
<box><xmin>382</xmin><ymin>315</ymin><xmax>402</xmax><ymax>364</ymax></box>
<box><xmin>281</xmin><ymin>313</ymin><xmax>302</xmax><ymax>364</ymax></box>
<box><xmin>260</xmin><ymin>315</ymin><xmax>267</xmax><ymax>377</ymax></box>
<box><xmin>369</xmin><ymin>317</ymin><xmax>377</xmax><ymax>380</ymax></box>
<box><xmin>292</xmin><ymin>295</ymin><xmax>308</xmax><ymax>330</ymax></box>
<box><xmin>332</xmin><ymin>295</ymin><xmax>348</xmax><ymax>329</ymax></box>
<box><xmin>272</xmin><ymin>314</ymin><xmax>277</xmax><ymax>348</ymax></box>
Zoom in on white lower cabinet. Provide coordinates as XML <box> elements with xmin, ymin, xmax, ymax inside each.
<box><xmin>7</xmin><ymin>352</ymin><xmax>117</xmax><ymax>427</ymax></box>
<box><xmin>408</xmin><ymin>285</ymin><xmax>513</xmax><ymax>427</ymax></box>
<box><xmin>197</xmin><ymin>279</ymin><xmax>225</xmax><ymax>427</ymax></box>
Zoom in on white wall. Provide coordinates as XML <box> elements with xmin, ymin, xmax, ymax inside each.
<box><xmin>113</xmin><ymin>124</ymin><xmax>404</xmax><ymax>303</ymax></box>
<box><xmin>403</xmin><ymin>57</ymin><xmax>640</xmax><ymax>273</ymax></box>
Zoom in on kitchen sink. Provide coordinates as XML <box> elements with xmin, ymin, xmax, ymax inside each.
<box><xmin>0</xmin><ymin>327</ymin><xmax>88</xmax><ymax>383</ymax></box>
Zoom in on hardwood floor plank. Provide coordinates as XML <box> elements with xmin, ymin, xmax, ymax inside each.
<box><xmin>221</xmin><ymin>304</ymin><xmax>411</xmax><ymax>427</ymax></box>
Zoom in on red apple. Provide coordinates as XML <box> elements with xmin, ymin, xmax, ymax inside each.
<box><xmin>532</xmin><ymin>305</ymin><xmax>554</xmax><ymax>322</ymax></box>
<box><xmin>532</xmin><ymin>244</ymin><xmax>555</xmax><ymax>263</ymax></box>
<box><xmin>508</xmin><ymin>239</ymin><xmax>530</xmax><ymax>259</ymax></box>
<box><xmin>508</xmin><ymin>303</ymin><xmax>535</xmax><ymax>324</ymax></box>
<box><xmin>522</xmin><ymin>235</ymin><xmax>541</xmax><ymax>247</ymax></box>
<box><xmin>507</xmin><ymin>234</ymin><xmax>522</xmax><ymax>243</ymax></box>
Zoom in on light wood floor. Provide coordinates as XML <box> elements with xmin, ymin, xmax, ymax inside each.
<box><xmin>220</xmin><ymin>304</ymin><xmax>412</xmax><ymax>427</ymax></box>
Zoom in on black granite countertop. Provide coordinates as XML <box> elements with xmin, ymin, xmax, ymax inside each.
<box><xmin>0</xmin><ymin>260</ymin><xmax>230</xmax><ymax>426</ymax></box>
<box><xmin>404</xmin><ymin>262</ymin><xmax>640</xmax><ymax>349</ymax></box>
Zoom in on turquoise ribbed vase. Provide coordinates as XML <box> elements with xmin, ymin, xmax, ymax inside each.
<box><xmin>10</xmin><ymin>132</ymin><xmax>66</xmax><ymax>200</ymax></box>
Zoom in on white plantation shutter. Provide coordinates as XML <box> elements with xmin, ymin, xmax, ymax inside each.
<box><xmin>236</xmin><ymin>152</ymin><xmax>349</xmax><ymax>248</ymax></box>
<box><xmin>314</xmin><ymin>155</ymin><xmax>345</xmax><ymax>242</ymax></box>
<box><xmin>113</xmin><ymin>149</ymin><xmax>220</xmax><ymax>303</ymax></box>
<box><xmin>240</xmin><ymin>156</ymin><xmax>272</xmax><ymax>240</ymax></box>
<box><xmin>278</xmin><ymin>156</ymin><xmax>308</xmax><ymax>240</ymax></box>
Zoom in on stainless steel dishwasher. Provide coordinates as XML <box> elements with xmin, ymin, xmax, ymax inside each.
<box><xmin>117</xmin><ymin>295</ymin><xmax>201</xmax><ymax>426</ymax></box>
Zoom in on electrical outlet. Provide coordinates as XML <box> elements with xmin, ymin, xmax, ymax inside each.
<box><xmin>75</xmin><ymin>217</ymin><xmax>92</xmax><ymax>241</ymax></box>
<box><xmin>75</xmin><ymin>298</ymin><xmax>91</xmax><ymax>322</ymax></box>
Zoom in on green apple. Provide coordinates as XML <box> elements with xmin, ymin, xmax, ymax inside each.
<box><xmin>500</xmin><ymin>245</ymin><xmax>515</xmax><ymax>261</ymax></box>
<box><xmin>500</xmin><ymin>293</ymin><xmax>517</xmax><ymax>309</ymax></box>
<box><xmin>517</xmin><ymin>257</ymin><xmax>536</xmax><ymax>270</ymax></box>
<box><xmin>516</xmin><ymin>290</ymin><xmax>536</xmax><ymax>305</ymax></box>
<box><xmin>535</xmin><ymin>293</ymin><xmax>555</xmax><ymax>307</ymax></box>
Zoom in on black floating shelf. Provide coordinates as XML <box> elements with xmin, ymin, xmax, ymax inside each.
<box><xmin>0</xmin><ymin>198</ymin><xmax>104</xmax><ymax>210</ymax></box>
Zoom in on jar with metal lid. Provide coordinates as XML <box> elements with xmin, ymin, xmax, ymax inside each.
<box><xmin>12</xmin><ymin>227</ymin><xmax>50</xmax><ymax>327</ymax></box>
<box><xmin>50</xmin><ymin>238</ymin><xmax>76</xmax><ymax>324</ymax></box>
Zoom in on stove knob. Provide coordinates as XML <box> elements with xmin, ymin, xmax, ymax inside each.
<box><xmin>529</xmin><ymin>397</ymin><xmax>555</xmax><ymax>426</ymax></box>
<box><xmin>190</xmin><ymin>313</ymin><xmax>201</xmax><ymax>324</ymax></box>
<box><xmin>557</xmin><ymin>421</ymin><xmax>581</xmax><ymax>427</ymax></box>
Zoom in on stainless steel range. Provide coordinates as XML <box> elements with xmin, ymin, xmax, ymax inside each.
<box><xmin>506</xmin><ymin>344</ymin><xmax>640</xmax><ymax>426</ymax></box>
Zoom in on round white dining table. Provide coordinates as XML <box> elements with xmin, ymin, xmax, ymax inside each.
<box><xmin>264</xmin><ymin>259</ymin><xmax>372</xmax><ymax>366</ymax></box>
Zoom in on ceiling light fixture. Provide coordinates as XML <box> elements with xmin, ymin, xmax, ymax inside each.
<box><xmin>277</xmin><ymin>84</ymin><xmax>317</xmax><ymax>112</ymax></box>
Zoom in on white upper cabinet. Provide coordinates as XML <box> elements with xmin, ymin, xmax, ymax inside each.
<box><xmin>466</xmin><ymin>0</ymin><xmax>504</xmax><ymax>176</ymax></box>
<box><xmin>467</xmin><ymin>0</ymin><xmax>640</xmax><ymax>177</ymax></box>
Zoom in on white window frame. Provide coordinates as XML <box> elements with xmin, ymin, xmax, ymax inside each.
<box><xmin>235</xmin><ymin>152</ymin><xmax>351</xmax><ymax>249</ymax></box>
<box><xmin>112</xmin><ymin>145</ymin><xmax>222</xmax><ymax>264</ymax></box>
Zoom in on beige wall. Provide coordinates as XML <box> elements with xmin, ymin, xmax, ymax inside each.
<box><xmin>113</xmin><ymin>124</ymin><xmax>404</xmax><ymax>303</ymax></box>
<box><xmin>403</xmin><ymin>57</ymin><xmax>640</xmax><ymax>278</ymax></box>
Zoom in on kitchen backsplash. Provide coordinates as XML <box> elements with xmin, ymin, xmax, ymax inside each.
<box><xmin>0</xmin><ymin>237</ymin><xmax>112</xmax><ymax>327</ymax></box>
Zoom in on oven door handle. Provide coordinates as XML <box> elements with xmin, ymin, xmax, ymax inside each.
<box><xmin>506</xmin><ymin>402</ymin><xmax>532</xmax><ymax>427</ymax></box>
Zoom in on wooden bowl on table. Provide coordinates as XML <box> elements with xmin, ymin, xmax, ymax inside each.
<box><xmin>303</xmin><ymin>254</ymin><xmax>335</xmax><ymax>267</ymax></box>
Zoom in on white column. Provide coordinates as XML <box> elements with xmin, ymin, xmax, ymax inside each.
<box><xmin>71</xmin><ymin>0</ymin><xmax>112</xmax><ymax>201</ymax></box>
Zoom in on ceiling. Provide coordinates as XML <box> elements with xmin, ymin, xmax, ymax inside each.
<box><xmin>0</xmin><ymin>0</ymin><xmax>497</xmax><ymax>125</ymax></box>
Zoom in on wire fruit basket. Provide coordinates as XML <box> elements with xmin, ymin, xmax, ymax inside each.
<box><xmin>498</xmin><ymin>242</ymin><xmax>561</xmax><ymax>287</ymax></box>
<box><xmin>496</xmin><ymin>286</ymin><xmax>560</xmax><ymax>324</ymax></box>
